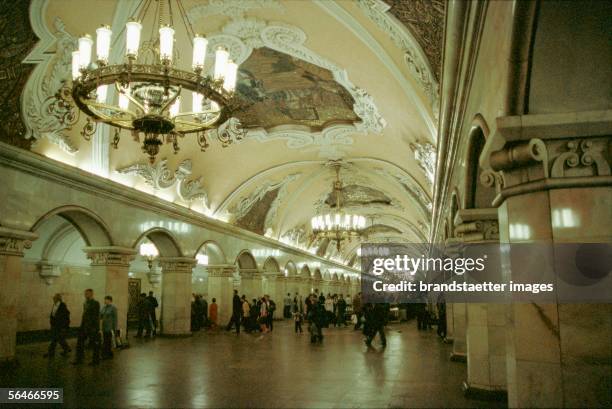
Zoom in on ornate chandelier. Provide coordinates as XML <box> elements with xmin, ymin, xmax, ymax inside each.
<box><xmin>311</xmin><ymin>163</ymin><xmax>367</xmax><ymax>251</ymax></box>
<box><xmin>58</xmin><ymin>0</ymin><xmax>247</xmax><ymax>163</ymax></box>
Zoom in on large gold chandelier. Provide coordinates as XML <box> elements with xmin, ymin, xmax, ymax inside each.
<box><xmin>311</xmin><ymin>163</ymin><xmax>367</xmax><ymax>251</ymax></box>
<box><xmin>60</xmin><ymin>0</ymin><xmax>246</xmax><ymax>163</ymax></box>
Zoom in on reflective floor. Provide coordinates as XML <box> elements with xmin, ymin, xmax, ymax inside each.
<box><xmin>2</xmin><ymin>321</ymin><xmax>506</xmax><ymax>408</ymax></box>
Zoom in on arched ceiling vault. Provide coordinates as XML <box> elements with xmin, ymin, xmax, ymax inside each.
<box><xmin>27</xmin><ymin>0</ymin><xmax>442</xmax><ymax>267</ymax></box>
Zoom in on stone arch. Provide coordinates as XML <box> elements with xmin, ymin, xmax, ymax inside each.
<box><xmin>263</xmin><ymin>256</ymin><xmax>281</xmax><ymax>273</ymax></box>
<box><xmin>30</xmin><ymin>205</ymin><xmax>113</xmax><ymax>247</ymax></box>
<box><xmin>465</xmin><ymin>117</ymin><xmax>496</xmax><ymax>209</ymax></box>
<box><xmin>194</xmin><ymin>240</ymin><xmax>227</xmax><ymax>265</ymax></box>
<box><xmin>449</xmin><ymin>190</ymin><xmax>460</xmax><ymax>234</ymax></box>
<box><xmin>235</xmin><ymin>250</ymin><xmax>257</xmax><ymax>271</ymax></box>
<box><xmin>300</xmin><ymin>264</ymin><xmax>311</xmax><ymax>277</ymax></box>
<box><xmin>313</xmin><ymin>268</ymin><xmax>322</xmax><ymax>280</ymax></box>
<box><xmin>285</xmin><ymin>260</ymin><xmax>297</xmax><ymax>276</ymax></box>
<box><xmin>133</xmin><ymin>227</ymin><xmax>182</xmax><ymax>257</ymax></box>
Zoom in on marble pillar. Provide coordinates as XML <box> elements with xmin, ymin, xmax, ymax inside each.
<box><xmin>159</xmin><ymin>257</ymin><xmax>195</xmax><ymax>336</ymax></box>
<box><xmin>206</xmin><ymin>265</ymin><xmax>235</xmax><ymax>325</ymax></box>
<box><xmin>240</xmin><ymin>269</ymin><xmax>262</xmax><ymax>299</ymax></box>
<box><xmin>0</xmin><ymin>227</ymin><xmax>37</xmax><ymax>366</ymax></box>
<box><xmin>453</xmin><ymin>209</ymin><xmax>507</xmax><ymax>398</ymax></box>
<box><xmin>450</xmin><ymin>303</ymin><xmax>468</xmax><ymax>361</ymax></box>
<box><xmin>84</xmin><ymin>246</ymin><xmax>136</xmax><ymax>337</ymax></box>
<box><xmin>490</xmin><ymin>112</ymin><xmax>612</xmax><ymax>407</ymax></box>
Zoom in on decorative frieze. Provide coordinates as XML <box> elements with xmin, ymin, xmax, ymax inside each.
<box><xmin>159</xmin><ymin>257</ymin><xmax>197</xmax><ymax>274</ymax></box>
<box><xmin>453</xmin><ymin>208</ymin><xmax>499</xmax><ymax>243</ymax></box>
<box><xmin>0</xmin><ymin>227</ymin><xmax>37</xmax><ymax>257</ymax></box>
<box><xmin>486</xmin><ymin>111</ymin><xmax>612</xmax><ymax>203</ymax></box>
<box><xmin>116</xmin><ymin>158</ymin><xmax>208</xmax><ymax>205</ymax></box>
<box><xmin>84</xmin><ymin>246</ymin><xmax>136</xmax><ymax>267</ymax></box>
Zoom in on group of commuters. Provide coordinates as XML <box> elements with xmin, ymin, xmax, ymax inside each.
<box><xmin>44</xmin><ymin>289</ymin><xmax>124</xmax><ymax>365</ymax></box>
<box><xmin>226</xmin><ymin>290</ymin><xmax>277</xmax><ymax>334</ymax></box>
<box><xmin>45</xmin><ymin>289</ymin><xmax>160</xmax><ymax>365</ymax></box>
<box><xmin>42</xmin><ymin>287</ymin><xmax>391</xmax><ymax>366</ymax></box>
<box><xmin>136</xmin><ymin>291</ymin><xmax>159</xmax><ymax>338</ymax></box>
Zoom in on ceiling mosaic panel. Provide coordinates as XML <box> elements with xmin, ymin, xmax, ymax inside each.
<box><xmin>0</xmin><ymin>1</ymin><xmax>37</xmax><ymax>149</ymax></box>
<box><xmin>234</xmin><ymin>187</ymin><xmax>280</xmax><ymax>235</ymax></box>
<box><xmin>383</xmin><ymin>0</ymin><xmax>445</xmax><ymax>80</ymax></box>
<box><xmin>325</xmin><ymin>184</ymin><xmax>392</xmax><ymax>207</ymax></box>
<box><xmin>236</xmin><ymin>47</ymin><xmax>359</xmax><ymax>130</ymax></box>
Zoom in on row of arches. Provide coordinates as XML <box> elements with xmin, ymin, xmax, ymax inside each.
<box><xmin>27</xmin><ymin>205</ymin><xmax>356</xmax><ymax>280</ymax></box>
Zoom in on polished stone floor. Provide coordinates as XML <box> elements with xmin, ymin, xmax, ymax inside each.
<box><xmin>2</xmin><ymin>321</ymin><xmax>506</xmax><ymax>408</ymax></box>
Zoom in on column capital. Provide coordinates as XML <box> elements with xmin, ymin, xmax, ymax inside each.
<box><xmin>486</xmin><ymin>111</ymin><xmax>612</xmax><ymax>205</ymax></box>
<box><xmin>453</xmin><ymin>208</ymin><xmax>499</xmax><ymax>243</ymax></box>
<box><xmin>159</xmin><ymin>257</ymin><xmax>196</xmax><ymax>274</ymax></box>
<box><xmin>204</xmin><ymin>264</ymin><xmax>236</xmax><ymax>277</ymax></box>
<box><xmin>83</xmin><ymin>246</ymin><xmax>137</xmax><ymax>267</ymax></box>
<box><xmin>239</xmin><ymin>268</ymin><xmax>261</xmax><ymax>278</ymax></box>
<box><xmin>0</xmin><ymin>227</ymin><xmax>38</xmax><ymax>256</ymax></box>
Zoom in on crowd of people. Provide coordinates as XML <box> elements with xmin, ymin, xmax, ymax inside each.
<box><xmin>42</xmin><ymin>287</ymin><xmax>399</xmax><ymax>365</ymax></box>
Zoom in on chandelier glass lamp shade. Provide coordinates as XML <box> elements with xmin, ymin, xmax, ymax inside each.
<box><xmin>62</xmin><ymin>0</ymin><xmax>246</xmax><ymax>163</ymax></box>
<box><xmin>311</xmin><ymin>164</ymin><xmax>367</xmax><ymax>251</ymax></box>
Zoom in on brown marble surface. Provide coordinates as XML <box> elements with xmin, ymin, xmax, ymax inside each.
<box><xmin>2</xmin><ymin>321</ymin><xmax>506</xmax><ymax>408</ymax></box>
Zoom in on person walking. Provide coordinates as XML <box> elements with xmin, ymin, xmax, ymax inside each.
<box><xmin>258</xmin><ymin>296</ymin><xmax>269</xmax><ymax>333</ymax></box>
<box><xmin>100</xmin><ymin>295</ymin><xmax>118</xmax><ymax>360</ymax></box>
<box><xmin>73</xmin><ymin>289</ymin><xmax>101</xmax><ymax>365</ymax></box>
<box><xmin>363</xmin><ymin>303</ymin><xmax>388</xmax><ymax>347</ymax></box>
<box><xmin>337</xmin><ymin>294</ymin><xmax>348</xmax><ymax>326</ymax></box>
<box><xmin>267</xmin><ymin>296</ymin><xmax>276</xmax><ymax>331</ymax></box>
<box><xmin>241</xmin><ymin>295</ymin><xmax>251</xmax><ymax>332</ymax></box>
<box><xmin>226</xmin><ymin>290</ymin><xmax>242</xmax><ymax>334</ymax></box>
<box><xmin>146</xmin><ymin>291</ymin><xmax>159</xmax><ymax>336</ymax></box>
<box><xmin>209</xmin><ymin>298</ymin><xmax>218</xmax><ymax>328</ymax></box>
<box><xmin>307</xmin><ymin>294</ymin><xmax>324</xmax><ymax>343</ymax></box>
<box><xmin>293</xmin><ymin>308</ymin><xmax>303</xmax><ymax>334</ymax></box>
<box><xmin>283</xmin><ymin>293</ymin><xmax>292</xmax><ymax>319</ymax></box>
<box><xmin>44</xmin><ymin>293</ymin><xmax>71</xmax><ymax>358</ymax></box>
<box><xmin>136</xmin><ymin>293</ymin><xmax>152</xmax><ymax>338</ymax></box>
<box><xmin>353</xmin><ymin>292</ymin><xmax>363</xmax><ymax>330</ymax></box>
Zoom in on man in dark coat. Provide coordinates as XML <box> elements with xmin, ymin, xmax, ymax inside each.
<box><xmin>146</xmin><ymin>291</ymin><xmax>159</xmax><ymax>336</ymax></box>
<box><xmin>363</xmin><ymin>303</ymin><xmax>389</xmax><ymax>347</ymax></box>
<box><xmin>225</xmin><ymin>290</ymin><xmax>242</xmax><ymax>334</ymax></box>
<box><xmin>73</xmin><ymin>289</ymin><xmax>101</xmax><ymax>365</ymax></box>
<box><xmin>44</xmin><ymin>293</ymin><xmax>71</xmax><ymax>358</ymax></box>
<box><xmin>136</xmin><ymin>293</ymin><xmax>152</xmax><ymax>337</ymax></box>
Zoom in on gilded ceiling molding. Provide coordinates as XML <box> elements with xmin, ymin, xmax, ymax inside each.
<box><xmin>409</xmin><ymin>141</ymin><xmax>437</xmax><ymax>185</ymax></box>
<box><xmin>187</xmin><ymin>0</ymin><xmax>284</xmax><ymax>21</ymax></box>
<box><xmin>22</xmin><ymin>0</ymin><xmax>77</xmax><ymax>153</ymax></box>
<box><xmin>116</xmin><ymin>159</ymin><xmax>208</xmax><ymax>206</ymax></box>
<box><xmin>313</xmin><ymin>0</ymin><xmax>436</xmax><ymax>138</ymax></box>
<box><xmin>356</xmin><ymin>0</ymin><xmax>439</xmax><ymax>117</ymax></box>
<box><xmin>189</xmin><ymin>12</ymin><xmax>387</xmax><ymax>146</ymax></box>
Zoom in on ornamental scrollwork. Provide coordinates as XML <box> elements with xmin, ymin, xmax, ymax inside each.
<box><xmin>116</xmin><ymin>158</ymin><xmax>209</xmax><ymax>205</ymax></box>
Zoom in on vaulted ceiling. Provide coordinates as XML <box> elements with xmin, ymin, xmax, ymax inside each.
<box><xmin>18</xmin><ymin>0</ymin><xmax>443</xmax><ymax>266</ymax></box>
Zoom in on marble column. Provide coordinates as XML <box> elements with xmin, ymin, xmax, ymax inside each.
<box><xmin>159</xmin><ymin>257</ymin><xmax>196</xmax><ymax>336</ymax></box>
<box><xmin>489</xmin><ymin>112</ymin><xmax>612</xmax><ymax>408</ymax></box>
<box><xmin>240</xmin><ymin>269</ymin><xmax>262</xmax><ymax>299</ymax></box>
<box><xmin>453</xmin><ymin>209</ymin><xmax>507</xmax><ymax>399</ymax></box>
<box><xmin>0</xmin><ymin>227</ymin><xmax>37</xmax><ymax>366</ymax></box>
<box><xmin>445</xmin><ymin>239</ymin><xmax>467</xmax><ymax>361</ymax></box>
<box><xmin>206</xmin><ymin>265</ymin><xmax>236</xmax><ymax>325</ymax></box>
<box><xmin>84</xmin><ymin>246</ymin><xmax>136</xmax><ymax>337</ymax></box>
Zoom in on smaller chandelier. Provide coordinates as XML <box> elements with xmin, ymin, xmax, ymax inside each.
<box><xmin>56</xmin><ymin>0</ymin><xmax>248</xmax><ymax>163</ymax></box>
<box><xmin>311</xmin><ymin>163</ymin><xmax>367</xmax><ymax>251</ymax></box>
